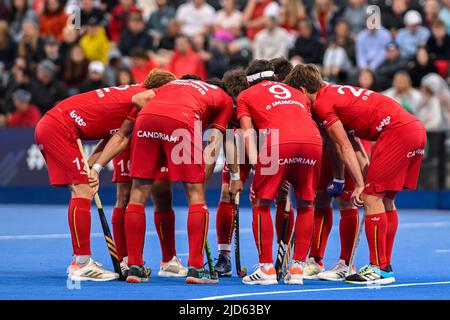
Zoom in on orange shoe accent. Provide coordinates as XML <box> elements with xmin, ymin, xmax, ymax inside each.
<box><xmin>289</xmin><ymin>267</ymin><xmax>303</xmax><ymax>275</ymax></box>
<box><xmin>69</xmin><ymin>261</ymin><xmax>81</xmax><ymax>270</ymax></box>
<box><xmin>261</xmin><ymin>267</ymin><xmax>276</xmax><ymax>276</ymax></box>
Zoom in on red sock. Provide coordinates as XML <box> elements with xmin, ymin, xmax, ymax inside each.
<box><xmin>216</xmin><ymin>201</ymin><xmax>235</xmax><ymax>246</ymax></box>
<box><xmin>275</xmin><ymin>201</ymin><xmax>295</xmax><ymax>244</ymax></box>
<box><xmin>68</xmin><ymin>198</ymin><xmax>91</xmax><ymax>255</ymax></box>
<box><xmin>385</xmin><ymin>210</ymin><xmax>398</xmax><ymax>265</ymax></box>
<box><xmin>292</xmin><ymin>206</ymin><xmax>314</xmax><ymax>262</ymax></box>
<box><xmin>309</xmin><ymin>207</ymin><xmax>333</xmax><ymax>261</ymax></box>
<box><xmin>125</xmin><ymin>204</ymin><xmax>146</xmax><ymax>267</ymax></box>
<box><xmin>154</xmin><ymin>210</ymin><xmax>176</xmax><ymax>263</ymax></box>
<box><xmin>339</xmin><ymin>208</ymin><xmax>359</xmax><ymax>264</ymax></box>
<box><xmin>111</xmin><ymin>207</ymin><xmax>127</xmax><ymax>261</ymax></box>
<box><xmin>365</xmin><ymin>213</ymin><xmax>388</xmax><ymax>268</ymax></box>
<box><xmin>187</xmin><ymin>204</ymin><xmax>209</xmax><ymax>269</ymax></box>
<box><xmin>252</xmin><ymin>205</ymin><xmax>274</xmax><ymax>263</ymax></box>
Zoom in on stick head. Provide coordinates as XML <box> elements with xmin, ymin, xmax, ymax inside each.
<box><xmin>238</xmin><ymin>267</ymin><xmax>248</xmax><ymax>278</ymax></box>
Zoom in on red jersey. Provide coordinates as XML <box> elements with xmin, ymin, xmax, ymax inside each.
<box><xmin>236</xmin><ymin>80</ymin><xmax>321</xmax><ymax>145</ymax></box>
<box><xmin>140</xmin><ymin>80</ymin><xmax>233</xmax><ymax>133</ymax></box>
<box><xmin>8</xmin><ymin>105</ymin><xmax>41</xmax><ymax>127</ymax></box>
<box><xmin>313</xmin><ymin>83</ymin><xmax>419</xmax><ymax>141</ymax></box>
<box><xmin>46</xmin><ymin>84</ymin><xmax>146</xmax><ymax>140</ymax></box>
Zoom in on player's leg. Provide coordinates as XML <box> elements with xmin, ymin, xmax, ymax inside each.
<box><xmin>112</xmin><ymin>183</ymin><xmax>131</xmax><ymax>275</ymax></box>
<box><xmin>275</xmin><ymin>185</ymin><xmax>295</xmax><ymax>244</ymax></box>
<box><xmin>152</xmin><ymin>178</ymin><xmax>188</xmax><ymax>277</ymax></box>
<box><xmin>383</xmin><ymin>193</ymin><xmax>398</xmax><ymax>267</ymax></box>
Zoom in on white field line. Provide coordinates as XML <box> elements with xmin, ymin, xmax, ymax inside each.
<box><xmin>1</xmin><ymin>220</ymin><xmax>449</xmax><ymax>241</ymax></box>
<box><xmin>196</xmin><ymin>281</ymin><xmax>450</xmax><ymax>300</ymax></box>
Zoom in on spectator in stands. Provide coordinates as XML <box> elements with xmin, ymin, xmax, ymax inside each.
<box><xmin>341</xmin><ymin>0</ymin><xmax>368</xmax><ymax>36</ymax></box>
<box><xmin>417</xmin><ymin>73</ymin><xmax>446</xmax><ymax>129</ymax></box>
<box><xmin>176</xmin><ymin>0</ymin><xmax>216</xmax><ymax>37</ymax></box>
<box><xmin>396</xmin><ymin>10</ymin><xmax>430</xmax><ymax>59</ymax></box>
<box><xmin>423</xmin><ymin>0</ymin><xmax>440</xmax><ymax>28</ymax></box>
<box><xmin>382</xmin><ymin>71</ymin><xmax>422</xmax><ymax>114</ymax></box>
<box><xmin>214</xmin><ymin>0</ymin><xmax>243</xmax><ymax>38</ymax></box>
<box><xmin>43</xmin><ymin>37</ymin><xmax>62</xmax><ymax>71</ymax></box>
<box><xmin>290</xmin><ymin>19</ymin><xmax>323</xmax><ymax>64</ymax></box>
<box><xmin>79</xmin><ymin>60</ymin><xmax>108</xmax><ymax>93</ymax></box>
<box><xmin>147</xmin><ymin>0</ymin><xmax>176</xmax><ymax>39</ymax></box>
<box><xmin>39</xmin><ymin>0</ymin><xmax>68</xmax><ymax>41</ymax></box>
<box><xmin>80</xmin><ymin>0</ymin><xmax>106</xmax><ymax>28</ymax></box>
<box><xmin>382</xmin><ymin>0</ymin><xmax>407</xmax><ymax>34</ymax></box>
<box><xmin>329</xmin><ymin>19</ymin><xmax>355</xmax><ymax>65</ymax></box>
<box><xmin>253</xmin><ymin>16</ymin><xmax>289</xmax><ymax>60</ymax></box>
<box><xmin>109</xmin><ymin>0</ymin><xmax>140</xmax><ymax>42</ymax></box>
<box><xmin>59</xmin><ymin>26</ymin><xmax>79</xmax><ymax>62</ymax></box>
<box><xmin>355</xmin><ymin>26</ymin><xmax>391</xmax><ymax>70</ymax></box>
<box><xmin>278</xmin><ymin>0</ymin><xmax>305</xmax><ymax>34</ymax></box>
<box><xmin>322</xmin><ymin>39</ymin><xmax>352</xmax><ymax>83</ymax></box>
<box><xmin>129</xmin><ymin>47</ymin><xmax>158</xmax><ymax>83</ymax></box>
<box><xmin>421</xmin><ymin>73</ymin><xmax>450</xmax><ymax>124</ymax></box>
<box><xmin>9</xmin><ymin>0</ymin><xmax>38</xmax><ymax>41</ymax></box>
<box><xmin>309</xmin><ymin>0</ymin><xmax>340</xmax><ymax>41</ymax></box>
<box><xmin>1</xmin><ymin>61</ymin><xmax>32</xmax><ymax>113</ymax></box>
<box><xmin>438</xmin><ymin>0</ymin><xmax>450</xmax><ymax>34</ymax></box>
<box><xmin>118</xmin><ymin>11</ymin><xmax>154</xmax><ymax>56</ymax></box>
<box><xmin>243</xmin><ymin>0</ymin><xmax>276</xmax><ymax>40</ymax></box>
<box><xmin>115</xmin><ymin>67</ymin><xmax>134</xmax><ymax>86</ymax></box>
<box><xmin>426</xmin><ymin>19</ymin><xmax>450</xmax><ymax>78</ymax></box>
<box><xmin>1</xmin><ymin>89</ymin><xmax>41</xmax><ymax>127</ymax></box>
<box><xmin>375</xmin><ymin>41</ymin><xmax>408</xmax><ymax>91</ymax></box>
<box><xmin>30</xmin><ymin>59</ymin><xmax>68</xmax><ymax>113</ymax></box>
<box><xmin>18</xmin><ymin>19</ymin><xmax>46</xmax><ymax>66</ymax></box>
<box><xmin>357</xmin><ymin>68</ymin><xmax>377</xmax><ymax>90</ymax></box>
<box><xmin>166</xmin><ymin>35</ymin><xmax>206</xmax><ymax>79</ymax></box>
<box><xmin>408</xmin><ymin>46</ymin><xmax>439</xmax><ymax>87</ymax></box>
<box><xmin>79</xmin><ymin>16</ymin><xmax>109</xmax><ymax>64</ymax></box>
<box><xmin>62</xmin><ymin>45</ymin><xmax>89</xmax><ymax>94</ymax></box>
<box><xmin>0</xmin><ymin>20</ymin><xmax>16</xmax><ymax>70</ymax></box>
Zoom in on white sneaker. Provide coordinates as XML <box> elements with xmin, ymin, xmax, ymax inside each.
<box><xmin>242</xmin><ymin>264</ymin><xmax>277</xmax><ymax>285</ymax></box>
<box><xmin>120</xmin><ymin>256</ymin><xmax>129</xmax><ymax>276</ymax></box>
<box><xmin>68</xmin><ymin>258</ymin><xmax>119</xmax><ymax>282</ymax></box>
<box><xmin>158</xmin><ymin>256</ymin><xmax>188</xmax><ymax>277</ymax></box>
<box><xmin>284</xmin><ymin>260</ymin><xmax>305</xmax><ymax>285</ymax></box>
<box><xmin>318</xmin><ymin>259</ymin><xmax>356</xmax><ymax>281</ymax></box>
<box><xmin>303</xmin><ymin>257</ymin><xmax>325</xmax><ymax>280</ymax></box>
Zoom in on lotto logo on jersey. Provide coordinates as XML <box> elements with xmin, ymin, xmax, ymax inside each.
<box><xmin>407</xmin><ymin>148</ymin><xmax>425</xmax><ymax>158</ymax></box>
<box><xmin>69</xmin><ymin>110</ymin><xmax>86</xmax><ymax>127</ymax></box>
<box><xmin>376</xmin><ymin>116</ymin><xmax>391</xmax><ymax>132</ymax></box>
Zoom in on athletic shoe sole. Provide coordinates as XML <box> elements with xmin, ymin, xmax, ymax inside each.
<box><xmin>284</xmin><ymin>276</ymin><xmax>304</xmax><ymax>285</ymax></box>
<box><xmin>217</xmin><ymin>271</ymin><xmax>232</xmax><ymax>278</ymax></box>
<box><xmin>185</xmin><ymin>276</ymin><xmax>219</xmax><ymax>284</ymax></box>
<box><xmin>68</xmin><ymin>274</ymin><xmax>119</xmax><ymax>282</ymax></box>
<box><xmin>126</xmin><ymin>276</ymin><xmax>149</xmax><ymax>283</ymax></box>
<box><xmin>158</xmin><ymin>270</ymin><xmax>188</xmax><ymax>278</ymax></box>
<box><xmin>303</xmin><ymin>274</ymin><xmax>320</xmax><ymax>280</ymax></box>
<box><xmin>242</xmin><ymin>279</ymin><xmax>278</xmax><ymax>285</ymax></box>
<box><xmin>345</xmin><ymin>277</ymin><xmax>396</xmax><ymax>285</ymax></box>
<box><xmin>318</xmin><ymin>275</ymin><xmax>345</xmax><ymax>281</ymax></box>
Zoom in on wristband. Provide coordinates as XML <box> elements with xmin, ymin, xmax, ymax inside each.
<box><xmin>92</xmin><ymin>163</ymin><xmax>104</xmax><ymax>174</ymax></box>
<box><xmin>333</xmin><ymin>178</ymin><xmax>345</xmax><ymax>184</ymax></box>
<box><xmin>230</xmin><ymin>172</ymin><xmax>240</xmax><ymax>181</ymax></box>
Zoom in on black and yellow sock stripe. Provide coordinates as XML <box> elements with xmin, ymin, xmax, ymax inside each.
<box><xmin>315</xmin><ymin>215</ymin><xmax>326</xmax><ymax>250</ymax></box>
<box><xmin>201</xmin><ymin>211</ymin><xmax>209</xmax><ymax>255</ymax></box>
<box><xmin>374</xmin><ymin>225</ymin><xmax>380</xmax><ymax>266</ymax></box>
<box><xmin>257</xmin><ymin>213</ymin><xmax>262</xmax><ymax>255</ymax></box>
<box><xmin>72</xmin><ymin>207</ymin><xmax>80</xmax><ymax>248</ymax></box>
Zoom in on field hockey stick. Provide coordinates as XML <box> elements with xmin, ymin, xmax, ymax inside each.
<box><xmin>347</xmin><ymin>210</ymin><xmax>365</xmax><ymax>275</ymax></box>
<box><xmin>275</xmin><ymin>188</ymin><xmax>292</xmax><ymax>281</ymax></box>
<box><xmin>76</xmin><ymin>139</ymin><xmax>123</xmax><ymax>279</ymax></box>
<box><xmin>204</xmin><ymin>239</ymin><xmax>217</xmax><ymax>279</ymax></box>
<box><xmin>233</xmin><ymin>192</ymin><xmax>248</xmax><ymax>278</ymax></box>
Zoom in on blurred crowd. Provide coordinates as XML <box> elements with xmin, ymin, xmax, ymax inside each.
<box><xmin>1</xmin><ymin>0</ymin><xmax>450</xmax><ymax>130</ymax></box>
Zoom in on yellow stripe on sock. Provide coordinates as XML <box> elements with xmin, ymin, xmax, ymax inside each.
<box><xmin>374</xmin><ymin>225</ymin><xmax>379</xmax><ymax>265</ymax></box>
<box><xmin>73</xmin><ymin>207</ymin><xmax>80</xmax><ymax>248</ymax></box>
<box><xmin>316</xmin><ymin>215</ymin><xmax>325</xmax><ymax>250</ymax></box>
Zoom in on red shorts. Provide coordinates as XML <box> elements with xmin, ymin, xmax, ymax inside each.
<box><xmin>129</xmin><ymin>114</ymin><xmax>204</xmax><ymax>183</ymax></box>
<box><xmin>364</xmin><ymin>121</ymin><xmax>426</xmax><ymax>197</ymax></box>
<box><xmin>34</xmin><ymin>115</ymin><xmax>88</xmax><ymax>186</ymax></box>
<box><xmin>252</xmin><ymin>143</ymin><xmax>322</xmax><ymax>201</ymax></box>
<box><xmin>318</xmin><ymin>139</ymin><xmax>372</xmax><ymax>201</ymax></box>
<box><xmin>221</xmin><ymin>162</ymin><xmax>252</xmax><ymax>184</ymax></box>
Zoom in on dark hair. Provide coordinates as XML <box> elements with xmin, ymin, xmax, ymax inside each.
<box><xmin>115</xmin><ymin>67</ymin><xmax>135</xmax><ymax>85</ymax></box>
<box><xmin>270</xmin><ymin>57</ymin><xmax>293</xmax><ymax>82</ymax></box>
<box><xmin>223</xmin><ymin>68</ymin><xmax>249</xmax><ymax>100</ymax></box>
<box><xmin>180</xmin><ymin>74</ymin><xmax>201</xmax><ymax>80</ymax></box>
<box><xmin>245</xmin><ymin>59</ymin><xmax>276</xmax><ymax>85</ymax></box>
<box><xmin>129</xmin><ymin>47</ymin><xmax>148</xmax><ymax>59</ymax></box>
<box><xmin>284</xmin><ymin>64</ymin><xmax>323</xmax><ymax>93</ymax></box>
<box><xmin>206</xmin><ymin>77</ymin><xmax>226</xmax><ymax>91</ymax></box>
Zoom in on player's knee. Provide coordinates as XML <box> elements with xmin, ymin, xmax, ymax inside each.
<box><xmin>336</xmin><ymin>197</ymin><xmax>355</xmax><ymax>210</ymax></box>
<box><xmin>362</xmin><ymin>193</ymin><xmax>384</xmax><ymax>213</ymax></box>
<box><xmin>184</xmin><ymin>183</ymin><xmax>206</xmax><ymax>204</ymax></box>
<box><xmin>383</xmin><ymin>198</ymin><xmax>396</xmax><ymax>211</ymax></box>
<box><xmin>152</xmin><ymin>183</ymin><xmax>172</xmax><ymax>211</ymax></box>
<box><xmin>115</xmin><ymin>184</ymin><xmax>131</xmax><ymax>208</ymax></box>
<box><xmin>70</xmin><ymin>183</ymin><xmax>94</xmax><ymax>200</ymax></box>
<box><xmin>297</xmin><ymin>198</ymin><xmax>313</xmax><ymax>209</ymax></box>
<box><xmin>314</xmin><ymin>190</ymin><xmax>332</xmax><ymax>208</ymax></box>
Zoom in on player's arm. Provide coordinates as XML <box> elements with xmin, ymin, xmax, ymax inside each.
<box><xmin>204</xmin><ymin>128</ymin><xmax>223</xmax><ymax>184</ymax></box>
<box><xmin>224</xmin><ymin>132</ymin><xmax>244</xmax><ymax>197</ymax></box>
<box><xmin>348</xmin><ymin>135</ymin><xmax>370</xmax><ymax>179</ymax></box>
<box><xmin>87</xmin><ymin>139</ymin><xmax>108</xmax><ymax>167</ymax></box>
<box><xmin>325</xmin><ymin>121</ymin><xmax>365</xmax><ymax>206</ymax></box>
<box><xmin>88</xmin><ymin>119</ymin><xmax>135</xmax><ymax>190</ymax></box>
<box><xmin>131</xmin><ymin>89</ymin><xmax>156</xmax><ymax>109</ymax></box>
<box><xmin>239</xmin><ymin>116</ymin><xmax>258</xmax><ymax>167</ymax></box>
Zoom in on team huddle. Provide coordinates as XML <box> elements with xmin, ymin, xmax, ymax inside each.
<box><xmin>34</xmin><ymin>57</ymin><xmax>426</xmax><ymax>286</ymax></box>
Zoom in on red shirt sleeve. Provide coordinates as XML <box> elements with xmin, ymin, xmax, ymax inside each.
<box><xmin>210</xmin><ymin>95</ymin><xmax>233</xmax><ymax>133</ymax></box>
<box><xmin>313</xmin><ymin>98</ymin><xmax>339</xmax><ymax>129</ymax></box>
<box><xmin>236</xmin><ymin>93</ymin><xmax>251</xmax><ymax>120</ymax></box>
<box><xmin>126</xmin><ymin>107</ymin><xmax>139</xmax><ymax>121</ymax></box>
